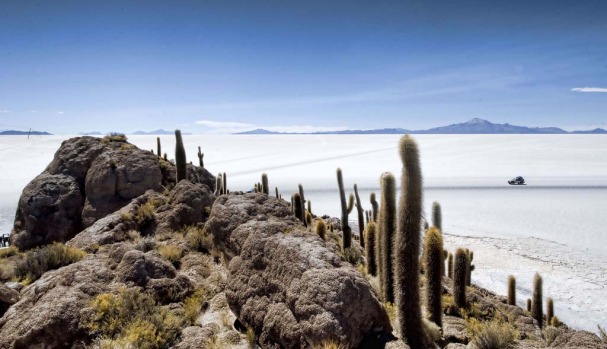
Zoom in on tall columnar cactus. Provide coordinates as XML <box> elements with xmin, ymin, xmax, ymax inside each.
<box><xmin>365</xmin><ymin>222</ymin><xmax>378</xmax><ymax>276</ymax></box>
<box><xmin>261</xmin><ymin>173</ymin><xmax>269</xmax><ymax>195</ymax></box>
<box><xmin>156</xmin><ymin>137</ymin><xmax>161</xmax><ymax>159</ymax></box>
<box><xmin>432</xmin><ymin>201</ymin><xmax>442</xmax><ymax>231</ymax></box>
<box><xmin>395</xmin><ymin>135</ymin><xmax>426</xmax><ymax>348</ymax></box>
<box><xmin>527</xmin><ymin>299</ymin><xmax>531</xmax><ymax>312</ymax></box>
<box><xmin>215</xmin><ymin>175</ymin><xmax>223</xmax><ymax>196</ymax></box>
<box><xmin>370</xmin><ymin>192</ymin><xmax>379</xmax><ymax>222</ymax></box>
<box><xmin>298</xmin><ymin>184</ymin><xmax>307</xmax><ymax>227</ymax></box>
<box><xmin>174</xmin><ymin>130</ymin><xmax>187</xmax><ymax>182</ymax></box>
<box><xmin>423</xmin><ymin>221</ymin><xmax>429</xmax><ymax>230</ymax></box>
<box><xmin>532</xmin><ymin>273</ymin><xmax>544</xmax><ymax>328</ymax></box>
<box><xmin>424</xmin><ymin>227</ymin><xmax>443</xmax><ymax>329</ymax></box>
<box><xmin>508</xmin><ymin>275</ymin><xmax>516</xmax><ymax>306</ymax></box>
<box><xmin>275</xmin><ymin>187</ymin><xmax>279</xmax><ymax>199</ymax></box>
<box><xmin>307</xmin><ymin>200</ymin><xmax>312</xmax><ymax>216</ymax></box>
<box><xmin>546</xmin><ymin>297</ymin><xmax>554</xmax><ymax>326</ymax></box>
<box><xmin>315</xmin><ymin>219</ymin><xmax>327</xmax><ymax>240</ymax></box>
<box><xmin>448</xmin><ymin>252</ymin><xmax>453</xmax><ymax>278</ymax></box>
<box><xmin>365</xmin><ymin>211</ymin><xmax>369</xmax><ymax>224</ymax></box>
<box><xmin>198</xmin><ymin>146</ymin><xmax>204</xmax><ymax>167</ymax></box>
<box><xmin>337</xmin><ymin>168</ymin><xmax>352</xmax><ymax>250</ymax></box>
<box><xmin>379</xmin><ymin>172</ymin><xmax>396</xmax><ymax>304</ymax></box>
<box><xmin>222</xmin><ymin>172</ymin><xmax>227</xmax><ymax>194</ymax></box>
<box><xmin>354</xmin><ymin>184</ymin><xmax>365</xmax><ymax>248</ymax></box>
<box><xmin>293</xmin><ymin>193</ymin><xmax>304</xmax><ymax>225</ymax></box>
<box><xmin>465</xmin><ymin>249</ymin><xmax>475</xmax><ymax>286</ymax></box>
<box><xmin>163</xmin><ymin>153</ymin><xmax>168</xmax><ymax>161</ymax></box>
<box><xmin>453</xmin><ymin>248</ymin><xmax>468</xmax><ymax>308</ymax></box>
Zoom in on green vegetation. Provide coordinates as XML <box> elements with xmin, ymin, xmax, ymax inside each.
<box><xmin>379</xmin><ymin>172</ymin><xmax>396</xmax><ymax>304</ymax></box>
<box><xmin>395</xmin><ymin>135</ymin><xmax>426</xmax><ymax>349</ymax></box>
<box><xmin>82</xmin><ymin>288</ymin><xmax>183</xmax><ymax>349</ymax></box>
<box><xmin>424</xmin><ymin>227</ymin><xmax>443</xmax><ymax>329</ymax></box>
<box><xmin>453</xmin><ymin>248</ymin><xmax>468</xmax><ymax>308</ymax></box>
<box><xmin>174</xmin><ymin>130</ymin><xmax>187</xmax><ymax>182</ymax></box>
<box><xmin>15</xmin><ymin>243</ymin><xmax>85</xmax><ymax>283</ymax></box>
<box><xmin>364</xmin><ymin>222</ymin><xmax>377</xmax><ymax>276</ymax></box>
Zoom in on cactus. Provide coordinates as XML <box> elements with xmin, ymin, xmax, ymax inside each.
<box><xmin>354</xmin><ymin>184</ymin><xmax>365</xmax><ymax>248</ymax></box>
<box><xmin>453</xmin><ymin>248</ymin><xmax>468</xmax><ymax>308</ymax></box>
<box><xmin>174</xmin><ymin>130</ymin><xmax>187</xmax><ymax>182</ymax></box>
<box><xmin>365</xmin><ymin>211</ymin><xmax>369</xmax><ymax>224</ymax></box>
<box><xmin>156</xmin><ymin>137</ymin><xmax>161</xmax><ymax>158</ymax></box>
<box><xmin>448</xmin><ymin>252</ymin><xmax>453</xmax><ymax>278</ymax></box>
<box><xmin>222</xmin><ymin>172</ymin><xmax>227</xmax><ymax>194</ymax></box>
<box><xmin>293</xmin><ymin>193</ymin><xmax>304</xmax><ymax>225</ymax></box>
<box><xmin>532</xmin><ymin>273</ymin><xmax>544</xmax><ymax>328</ymax></box>
<box><xmin>465</xmin><ymin>249</ymin><xmax>475</xmax><ymax>286</ymax></box>
<box><xmin>336</xmin><ymin>168</ymin><xmax>352</xmax><ymax>250</ymax></box>
<box><xmin>163</xmin><ymin>153</ymin><xmax>168</xmax><ymax>161</ymax></box>
<box><xmin>527</xmin><ymin>299</ymin><xmax>532</xmax><ymax>312</ymax></box>
<box><xmin>424</xmin><ymin>227</ymin><xmax>443</xmax><ymax>329</ymax></box>
<box><xmin>198</xmin><ymin>146</ymin><xmax>204</xmax><ymax>167</ymax></box>
<box><xmin>395</xmin><ymin>135</ymin><xmax>426</xmax><ymax>348</ymax></box>
<box><xmin>370</xmin><ymin>192</ymin><xmax>379</xmax><ymax>222</ymax></box>
<box><xmin>443</xmin><ymin>250</ymin><xmax>448</xmax><ymax>276</ymax></box>
<box><xmin>298</xmin><ymin>184</ymin><xmax>307</xmax><ymax>227</ymax></box>
<box><xmin>305</xmin><ymin>211</ymin><xmax>312</xmax><ymax>225</ymax></box>
<box><xmin>546</xmin><ymin>297</ymin><xmax>554</xmax><ymax>325</ymax></box>
<box><xmin>507</xmin><ymin>275</ymin><xmax>516</xmax><ymax>306</ymax></box>
<box><xmin>424</xmin><ymin>221</ymin><xmax>429</xmax><ymax>230</ymax></box>
<box><xmin>365</xmin><ymin>222</ymin><xmax>378</xmax><ymax>276</ymax></box>
<box><xmin>432</xmin><ymin>201</ymin><xmax>442</xmax><ymax>231</ymax></box>
<box><xmin>307</xmin><ymin>200</ymin><xmax>312</xmax><ymax>216</ymax></box>
<box><xmin>215</xmin><ymin>175</ymin><xmax>223</xmax><ymax>196</ymax></box>
<box><xmin>261</xmin><ymin>173</ymin><xmax>269</xmax><ymax>195</ymax></box>
<box><xmin>379</xmin><ymin>172</ymin><xmax>396</xmax><ymax>304</ymax></box>
<box><xmin>315</xmin><ymin>219</ymin><xmax>327</xmax><ymax>240</ymax></box>
<box><xmin>275</xmin><ymin>187</ymin><xmax>279</xmax><ymax>199</ymax></box>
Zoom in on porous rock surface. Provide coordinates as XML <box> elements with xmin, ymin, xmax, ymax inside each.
<box><xmin>205</xmin><ymin>193</ymin><xmax>392</xmax><ymax>348</ymax></box>
<box><xmin>11</xmin><ymin>136</ymin><xmax>215</xmax><ymax>250</ymax></box>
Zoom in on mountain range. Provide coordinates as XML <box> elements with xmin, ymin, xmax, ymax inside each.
<box><xmin>236</xmin><ymin>118</ymin><xmax>607</xmax><ymax>135</ymax></box>
<box><xmin>0</xmin><ymin>130</ymin><xmax>52</xmax><ymax>136</ymax></box>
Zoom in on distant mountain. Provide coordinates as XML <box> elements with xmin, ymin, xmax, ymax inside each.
<box><xmin>571</xmin><ymin>128</ymin><xmax>607</xmax><ymax>134</ymax></box>
<box><xmin>235</xmin><ymin>118</ymin><xmax>603</xmax><ymax>135</ymax></box>
<box><xmin>79</xmin><ymin>131</ymin><xmax>103</xmax><ymax>135</ymax></box>
<box><xmin>0</xmin><ymin>130</ymin><xmax>52</xmax><ymax>135</ymax></box>
<box><xmin>132</xmin><ymin>129</ymin><xmax>191</xmax><ymax>135</ymax></box>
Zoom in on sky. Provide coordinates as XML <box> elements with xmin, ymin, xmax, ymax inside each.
<box><xmin>0</xmin><ymin>0</ymin><xmax>606</xmax><ymax>134</ymax></box>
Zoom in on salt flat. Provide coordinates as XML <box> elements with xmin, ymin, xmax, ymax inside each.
<box><xmin>0</xmin><ymin>134</ymin><xmax>606</xmax><ymax>331</ymax></box>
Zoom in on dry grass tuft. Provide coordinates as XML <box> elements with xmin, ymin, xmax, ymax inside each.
<box><xmin>14</xmin><ymin>243</ymin><xmax>85</xmax><ymax>282</ymax></box>
<box><xmin>468</xmin><ymin>318</ymin><xmax>518</xmax><ymax>349</ymax></box>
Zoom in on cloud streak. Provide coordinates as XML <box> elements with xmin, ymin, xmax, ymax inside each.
<box><xmin>571</xmin><ymin>87</ymin><xmax>607</xmax><ymax>93</ymax></box>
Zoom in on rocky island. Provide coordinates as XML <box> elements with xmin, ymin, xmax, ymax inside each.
<box><xmin>0</xmin><ymin>133</ymin><xmax>603</xmax><ymax>349</ymax></box>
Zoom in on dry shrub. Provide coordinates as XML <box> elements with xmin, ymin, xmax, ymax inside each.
<box><xmin>157</xmin><ymin>245</ymin><xmax>183</xmax><ymax>267</ymax></box>
<box><xmin>542</xmin><ymin>326</ymin><xmax>562</xmax><ymax>346</ymax></box>
<box><xmin>185</xmin><ymin>226</ymin><xmax>212</xmax><ymax>253</ymax></box>
<box><xmin>14</xmin><ymin>243</ymin><xmax>85</xmax><ymax>282</ymax></box>
<box><xmin>82</xmin><ymin>288</ymin><xmax>183</xmax><ymax>349</ymax></box>
<box><xmin>468</xmin><ymin>318</ymin><xmax>517</xmax><ymax>349</ymax></box>
<box><xmin>183</xmin><ymin>288</ymin><xmax>209</xmax><ymax>325</ymax></box>
<box><xmin>0</xmin><ymin>246</ymin><xmax>19</xmax><ymax>259</ymax></box>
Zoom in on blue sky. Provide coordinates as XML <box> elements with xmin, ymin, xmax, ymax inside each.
<box><xmin>0</xmin><ymin>0</ymin><xmax>606</xmax><ymax>134</ymax></box>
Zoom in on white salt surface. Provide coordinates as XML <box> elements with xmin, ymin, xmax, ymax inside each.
<box><xmin>0</xmin><ymin>134</ymin><xmax>606</xmax><ymax>331</ymax></box>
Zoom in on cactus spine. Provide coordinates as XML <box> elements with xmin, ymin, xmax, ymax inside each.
<box><xmin>175</xmin><ymin>130</ymin><xmax>187</xmax><ymax>182</ymax></box>
<box><xmin>261</xmin><ymin>173</ymin><xmax>269</xmax><ymax>195</ymax></box>
<box><xmin>354</xmin><ymin>184</ymin><xmax>365</xmax><ymax>248</ymax></box>
<box><xmin>453</xmin><ymin>248</ymin><xmax>467</xmax><ymax>308</ymax></box>
<box><xmin>546</xmin><ymin>297</ymin><xmax>554</xmax><ymax>326</ymax></box>
<box><xmin>198</xmin><ymin>146</ymin><xmax>204</xmax><ymax>167</ymax></box>
<box><xmin>424</xmin><ymin>227</ymin><xmax>443</xmax><ymax>329</ymax></box>
<box><xmin>379</xmin><ymin>172</ymin><xmax>396</xmax><ymax>304</ymax></box>
<box><xmin>395</xmin><ymin>135</ymin><xmax>426</xmax><ymax>348</ymax></box>
<box><xmin>156</xmin><ymin>137</ymin><xmax>161</xmax><ymax>159</ymax></box>
<box><xmin>370</xmin><ymin>192</ymin><xmax>379</xmax><ymax>222</ymax></box>
<box><xmin>532</xmin><ymin>273</ymin><xmax>544</xmax><ymax>328</ymax></box>
<box><xmin>432</xmin><ymin>201</ymin><xmax>442</xmax><ymax>231</ymax></box>
<box><xmin>365</xmin><ymin>222</ymin><xmax>378</xmax><ymax>276</ymax></box>
<box><xmin>315</xmin><ymin>219</ymin><xmax>327</xmax><ymax>240</ymax></box>
<box><xmin>507</xmin><ymin>275</ymin><xmax>516</xmax><ymax>306</ymax></box>
<box><xmin>336</xmin><ymin>168</ymin><xmax>352</xmax><ymax>250</ymax></box>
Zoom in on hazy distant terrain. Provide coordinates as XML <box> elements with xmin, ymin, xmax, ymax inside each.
<box><xmin>0</xmin><ymin>134</ymin><xmax>606</xmax><ymax>331</ymax></box>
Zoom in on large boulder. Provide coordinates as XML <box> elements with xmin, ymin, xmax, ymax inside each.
<box><xmin>155</xmin><ymin>180</ymin><xmax>216</xmax><ymax>234</ymax></box>
<box><xmin>11</xmin><ymin>136</ymin><xmax>215</xmax><ymax>250</ymax></box>
<box><xmin>206</xmin><ymin>193</ymin><xmax>392</xmax><ymax>348</ymax></box>
<box><xmin>11</xmin><ymin>173</ymin><xmax>84</xmax><ymax>250</ymax></box>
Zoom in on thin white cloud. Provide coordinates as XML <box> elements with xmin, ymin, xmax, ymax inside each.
<box><xmin>30</xmin><ymin>110</ymin><xmax>37</xmax><ymax>113</ymax></box>
<box><xmin>57</xmin><ymin>111</ymin><xmax>64</xmax><ymax>114</ymax></box>
<box><xmin>195</xmin><ymin>120</ymin><xmax>255</xmax><ymax>128</ymax></box>
<box><xmin>571</xmin><ymin>87</ymin><xmax>607</xmax><ymax>93</ymax></box>
<box><xmin>0</xmin><ymin>110</ymin><xmax>10</xmax><ymax>113</ymax></box>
